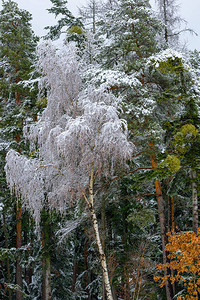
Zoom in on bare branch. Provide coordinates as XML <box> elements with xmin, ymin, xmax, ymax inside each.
<box><xmin>168</xmin><ymin>28</ymin><xmax>198</xmax><ymax>37</ymax></box>
<box><xmin>110</xmin><ymin>167</ymin><xmax>153</xmax><ymax>183</ymax></box>
<box><xmin>36</xmin><ymin>165</ymin><xmax>65</xmax><ymax>176</ymax></box>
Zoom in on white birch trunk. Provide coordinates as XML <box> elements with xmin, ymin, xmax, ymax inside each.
<box><xmin>90</xmin><ymin>207</ymin><xmax>113</xmax><ymax>300</ymax></box>
<box><xmin>84</xmin><ymin>166</ymin><xmax>113</xmax><ymax>300</ymax></box>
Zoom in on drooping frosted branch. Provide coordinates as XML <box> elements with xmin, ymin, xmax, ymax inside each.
<box><xmin>57</xmin><ymin>91</ymin><xmax>133</xmax><ymax>181</ymax></box>
<box><xmin>5</xmin><ymin>150</ymin><xmax>44</xmax><ymax>226</ymax></box>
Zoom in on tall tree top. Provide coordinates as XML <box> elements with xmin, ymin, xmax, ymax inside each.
<box><xmin>95</xmin><ymin>0</ymin><xmax>161</xmax><ymax>70</ymax></box>
<box><xmin>0</xmin><ymin>0</ymin><xmax>38</xmax><ymax>65</ymax></box>
<box><xmin>44</xmin><ymin>0</ymin><xmax>83</xmax><ymax>40</ymax></box>
<box><xmin>47</xmin><ymin>0</ymin><xmax>70</xmax><ymax>17</ymax></box>
<box><xmin>155</xmin><ymin>0</ymin><xmax>195</xmax><ymax>48</ymax></box>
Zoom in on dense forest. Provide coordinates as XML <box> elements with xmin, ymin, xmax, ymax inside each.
<box><xmin>0</xmin><ymin>0</ymin><xmax>200</xmax><ymax>299</ymax></box>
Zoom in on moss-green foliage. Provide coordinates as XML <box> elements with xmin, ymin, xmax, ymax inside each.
<box><xmin>68</xmin><ymin>25</ymin><xmax>84</xmax><ymax>35</ymax></box>
<box><xmin>180</xmin><ymin>123</ymin><xmax>198</xmax><ymax>138</ymax></box>
<box><xmin>157</xmin><ymin>57</ymin><xmax>185</xmax><ymax>75</ymax></box>
<box><xmin>157</xmin><ymin>155</ymin><xmax>181</xmax><ymax>178</ymax></box>
<box><xmin>66</xmin><ymin>25</ymin><xmax>85</xmax><ymax>47</ymax></box>
<box><xmin>173</xmin><ymin>123</ymin><xmax>199</xmax><ymax>154</ymax></box>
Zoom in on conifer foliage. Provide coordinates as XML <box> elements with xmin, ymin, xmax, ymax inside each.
<box><xmin>44</xmin><ymin>0</ymin><xmax>83</xmax><ymax>41</ymax></box>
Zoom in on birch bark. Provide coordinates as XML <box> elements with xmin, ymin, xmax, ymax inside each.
<box><xmin>83</xmin><ymin>165</ymin><xmax>113</xmax><ymax>300</ymax></box>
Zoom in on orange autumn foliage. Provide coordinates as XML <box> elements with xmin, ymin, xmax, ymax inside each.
<box><xmin>154</xmin><ymin>228</ymin><xmax>200</xmax><ymax>300</ymax></box>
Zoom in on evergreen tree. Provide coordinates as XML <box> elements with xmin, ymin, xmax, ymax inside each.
<box><xmin>85</xmin><ymin>1</ymin><xmax>199</xmax><ymax>298</ymax></box>
<box><xmin>0</xmin><ymin>1</ymin><xmax>38</xmax><ymax>299</ymax></box>
<box><xmin>0</xmin><ymin>0</ymin><xmax>38</xmax><ymax>148</ymax></box>
<box><xmin>44</xmin><ymin>0</ymin><xmax>83</xmax><ymax>41</ymax></box>
<box><xmin>94</xmin><ymin>0</ymin><xmax>160</xmax><ymax>70</ymax></box>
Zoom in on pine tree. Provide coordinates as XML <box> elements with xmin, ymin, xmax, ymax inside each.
<box><xmin>44</xmin><ymin>0</ymin><xmax>83</xmax><ymax>41</ymax></box>
<box><xmin>0</xmin><ymin>1</ymin><xmax>38</xmax><ymax>299</ymax></box>
<box><xmin>0</xmin><ymin>0</ymin><xmax>38</xmax><ymax>148</ymax></box>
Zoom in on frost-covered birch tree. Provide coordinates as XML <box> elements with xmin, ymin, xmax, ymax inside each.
<box><xmin>5</xmin><ymin>42</ymin><xmax>133</xmax><ymax>300</ymax></box>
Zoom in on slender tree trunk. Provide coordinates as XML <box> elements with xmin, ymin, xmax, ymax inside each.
<box><xmin>101</xmin><ymin>198</ymin><xmax>107</xmax><ymax>300</ymax></box>
<box><xmin>42</xmin><ymin>215</ymin><xmax>51</xmax><ymax>300</ymax></box>
<box><xmin>83</xmin><ymin>165</ymin><xmax>113</xmax><ymax>300</ymax></box>
<box><xmin>15</xmin><ymin>76</ymin><xmax>23</xmax><ymax>300</ymax></box>
<box><xmin>92</xmin><ymin>0</ymin><xmax>96</xmax><ymax>34</ymax></box>
<box><xmin>167</xmin><ymin>196</ymin><xmax>176</xmax><ymax>294</ymax></box>
<box><xmin>24</xmin><ymin>216</ymin><xmax>33</xmax><ymax>286</ymax></box>
<box><xmin>111</xmin><ymin>286</ymin><xmax>118</xmax><ymax>300</ymax></box>
<box><xmin>90</xmin><ymin>206</ymin><xmax>113</xmax><ymax>300</ymax></box>
<box><xmin>3</xmin><ymin>212</ymin><xmax>12</xmax><ymax>300</ymax></box>
<box><xmin>167</xmin><ymin>195</ymin><xmax>176</xmax><ymax>296</ymax></box>
<box><xmin>42</xmin><ymin>255</ymin><xmax>51</xmax><ymax>300</ymax></box>
<box><xmin>149</xmin><ymin>140</ymin><xmax>173</xmax><ymax>300</ymax></box>
<box><xmin>16</xmin><ymin>203</ymin><xmax>23</xmax><ymax>300</ymax></box>
<box><xmin>84</xmin><ymin>230</ymin><xmax>91</xmax><ymax>300</ymax></box>
<box><xmin>163</xmin><ymin>0</ymin><xmax>168</xmax><ymax>44</ymax></box>
<box><xmin>191</xmin><ymin>170</ymin><xmax>198</xmax><ymax>233</ymax></box>
<box><xmin>168</xmin><ymin>196</ymin><xmax>175</xmax><ymax>232</ymax></box>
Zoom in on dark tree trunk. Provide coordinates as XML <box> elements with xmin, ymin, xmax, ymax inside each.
<box><xmin>16</xmin><ymin>203</ymin><xmax>23</xmax><ymax>300</ymax></box>
<box><xmin>163</xmin><ymin>0</ymin><xmax>168</xmax><ymax>44</ymax></box>
<box><xmin>149</xmin><ymin>140</ymin><xmax>174</xmax><ymax>300</ymax></box>
<box><xmin>168</xmin><ymin>196</ymin><xmax>175</xmax><ymax>232</ymax></box>
<box><xmin>24</xmin><ymin>217</ymin><xmax>33</xmax><ymax>286</ymax></box>
<box><xmin>191</xmin><ymin>170</ymin><xmax>198</xmax><ymax>233</ymax></box>
<box><xmin>42</xmin><ymin>215</ymin><xmax>51</xmax><ymax>300</ymax></box>
<box><xmin>3</xmin><ymin>212</ymin><xmax>12</xmax><ymax>300</ymax></box>
<box><xmin>84</xmin><ymin>232</ymin><xmax>92</xmax><ymax>300</ymax></box>
<box><xmin>71</xmin><ymin>260</ymin><xmax>78</xmax><ymax>293</ymax></box>
<box><xmin>42</xmin><ymin>254</ymin><xmax>51</xmax><ymax>300</ymax></box>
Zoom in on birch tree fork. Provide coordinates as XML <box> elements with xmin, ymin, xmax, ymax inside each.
<box><xmin>5</xmin><ymin>42</ymin><xmax>133</xmax><ymax>300</ymax></box>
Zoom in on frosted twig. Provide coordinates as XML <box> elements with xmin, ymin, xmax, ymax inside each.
<box><xmin>36</xmin><ymin>165</ymin><xmax>65</xmax><ymax>176</ymax></box>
